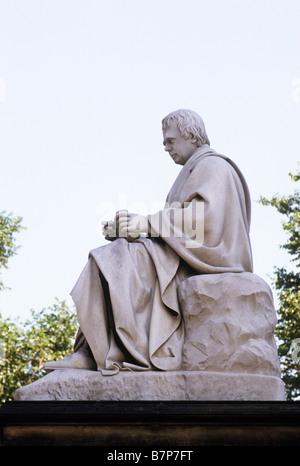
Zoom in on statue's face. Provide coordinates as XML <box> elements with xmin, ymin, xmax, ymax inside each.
<box><xmin>163</xmin><ymin>121</ymin><xmax>197</xmax><ymax>165</ymax></box>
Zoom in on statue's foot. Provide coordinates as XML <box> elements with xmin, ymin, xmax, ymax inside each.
<box><xmin>43</xmin><ymin>349</ymin><xmax>97</xmax><ymax>372</ymax></box>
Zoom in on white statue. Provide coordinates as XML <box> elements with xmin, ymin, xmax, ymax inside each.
<box><xmin>43</xmin><ymin>109</ymin><xmax>258</xmax><ymax>375</ymax></box>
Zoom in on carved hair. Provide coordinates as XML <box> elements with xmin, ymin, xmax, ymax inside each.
<box><xmin>162</xmin><ymin>109</ymin><xmax>210</xmax><ymax>147</ymax></box>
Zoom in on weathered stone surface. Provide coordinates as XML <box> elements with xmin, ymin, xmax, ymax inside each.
<box><xmin>178</xmin><ymin>272</ymin><xmax>281</xmax><ymax>376</ymax></box>
<box><xmin>14</xmin><ymin>369</ymin><xmax>286</xmax><ymax>401</ymax></box>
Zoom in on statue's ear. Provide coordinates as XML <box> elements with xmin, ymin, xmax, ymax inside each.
<box><xmin>190</xmin><ymin>136</ymin><xmax>199</xmax><ymax>146</ymax></box>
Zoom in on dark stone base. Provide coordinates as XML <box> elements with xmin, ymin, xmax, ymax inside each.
<box><xmin>1</xmin><ymin>401</ymin><xmax>300</xmax><ymax>446</ymax></box>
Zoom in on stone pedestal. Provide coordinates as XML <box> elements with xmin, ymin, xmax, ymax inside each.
<box><xmin>15</xmin><ymin>369</ymin><xmax>286</xmax><ymax>401</ymax></box>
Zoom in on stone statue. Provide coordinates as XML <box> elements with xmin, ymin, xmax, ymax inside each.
<box><xmin>16</xmin><ymin>109</ymin><xmax>285</xmax><ymax>401</ymax></box>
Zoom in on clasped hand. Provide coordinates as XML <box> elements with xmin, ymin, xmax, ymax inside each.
<box><xmin>102</xmin><ymin>210</ymin><xmax>149</xmax><ymax>241</ymax></box>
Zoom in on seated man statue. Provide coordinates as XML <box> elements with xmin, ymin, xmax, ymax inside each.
<box><xmin>44</xmin><ymin>109</ymin><xmax>253</xmax><ymax>374</ymax></box>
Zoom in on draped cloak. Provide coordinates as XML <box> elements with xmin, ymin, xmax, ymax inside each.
<box><xmin>71</xmin><ymin>145</ymin><xmax>253</xmax><ymax>374</ymax></box>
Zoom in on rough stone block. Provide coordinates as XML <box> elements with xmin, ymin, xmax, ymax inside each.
<box><xmin>178</xmin><ymin>272</ymin><xmax>281</xmax><ymax>376</ymax></box>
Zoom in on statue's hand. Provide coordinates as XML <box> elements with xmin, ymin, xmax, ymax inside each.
<box><xmin>118</xmin><ymin>212</ymin><xmax>149</xmax><ymax>240</ymax></box>
<box><xmin>101</xmin><ymin>219</ymin><xmax>117</xmax><ymax>241</ymax></box>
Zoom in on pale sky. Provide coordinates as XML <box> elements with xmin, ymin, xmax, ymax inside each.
<box><xmin>0</xmin><ymin>0</ymin><xmax>299</xmax><ymax>320</ymax></box>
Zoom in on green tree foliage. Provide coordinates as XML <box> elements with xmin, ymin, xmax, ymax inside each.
<box><xmin>0</xmin><ymin>211</ymin><xmax>24</xmax><ymax>291</ymax></box>
<box><xmin>260</xmin><ymin>167</ymin><xmax>300</xmax><ymax>400</ymax></box>
<box><xmin>0</xmin><ymin>299</ymin><xmax>78</xmax><ymax>403</ymax></box>
<box><xmin>0</xmin><ymin>210</ymin><xmax>78</xmax><ymax>403</ymax></box>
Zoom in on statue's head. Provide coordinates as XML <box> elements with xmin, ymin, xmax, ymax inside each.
<box><xmin>162</xmin><ymin>109</ymin><xmax>210</xmax><ymax>148</ymax></box>
<box><xmin>162</xmin><ymin>109</ymin><xmax>210</xmax><ymax>165</ymax></box>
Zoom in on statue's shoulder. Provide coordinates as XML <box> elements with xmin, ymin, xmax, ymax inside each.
<box><xmin>192</xmin><ymin>152</ymin><xmax>233</xmax><ymax>175</ymax></box>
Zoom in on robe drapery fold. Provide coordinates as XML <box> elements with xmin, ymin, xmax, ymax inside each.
<box><xmin>71</xmin><ymin>145</ymin><xmax>253</xmax><ymax>374</ymax></box>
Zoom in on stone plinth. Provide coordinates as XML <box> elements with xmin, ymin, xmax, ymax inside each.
<box><xmin>15</xmin><ymin>369</ymin><xmax>286</xmax><ymax>401</ymax></box>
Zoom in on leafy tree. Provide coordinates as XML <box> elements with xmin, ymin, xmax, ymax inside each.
<box><xmin>0</xmin><ymin>299</ymin><xmax>78</xmax><ymax>403</ymax></box>
<box><xmin>0</xmin><ymin>211</ymin><xmax>24</xmax><ymax>291</ymax></box>
<box><xmin>260</xmin><ymin>167</ymin><xmax>300</xmax><ymax>400</ymax></box>
<box><xmin>0</xmin><ymin>211</ymin><xmax>78</xmax><ymax>403</ymax></box>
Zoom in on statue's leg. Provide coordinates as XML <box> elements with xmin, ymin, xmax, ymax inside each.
<box><xmin>73</xmin><ymin>326</ymin><xmax>87</xmax><ymax>352</ymax></box>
